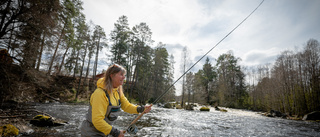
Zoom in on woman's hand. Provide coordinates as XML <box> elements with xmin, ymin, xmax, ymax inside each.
<box><xmin>144</xmin><ymin>104</ymin><xmax>152</xmax><ymax>113</ymax></box>
<box><xmin>118</xmin><ymin>130</ymin><xmax>125</xmax><ymax>137</ymax></box>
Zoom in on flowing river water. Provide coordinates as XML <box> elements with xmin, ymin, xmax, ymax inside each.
<box><xmin>23</xmin><ymin>103</ymin><xmax>320</xmax><ymax>137</ymax></box>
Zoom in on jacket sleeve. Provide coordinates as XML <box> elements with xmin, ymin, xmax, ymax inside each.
<box><xmin>91</xmin><ymin>89</ymin><xmax>113</xmax><ymax>135</ymax></box>
<box><xmin>119</xmin><ymin>93</ymin><xmax>139</xmax><ymax>114</ymax></box>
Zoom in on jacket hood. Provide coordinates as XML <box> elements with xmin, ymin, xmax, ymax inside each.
<box><xmin>97</xmin><ymin>78</ymin><xmax>119</xmax><ymax>92</ymax></box>
<box><xmin>97</xmin><ymin>78</ymin><xmax>106</xmax><ymax>90</ymax></box>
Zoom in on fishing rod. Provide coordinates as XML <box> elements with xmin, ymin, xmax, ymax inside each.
<box><xmin>125</xmin><ymin>0</ymin><xmax>265</xmax><ymax>134</ymax></box>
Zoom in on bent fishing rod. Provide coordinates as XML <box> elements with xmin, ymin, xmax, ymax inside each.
<box><xmin>125</xmin><ymin>0</ymin><xmax>265</xmax><ymax>134</ymax></box>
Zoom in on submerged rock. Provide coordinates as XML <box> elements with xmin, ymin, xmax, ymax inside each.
<box><xmin>303</xmin><ymin>111</ymin><xmax>320</xmax><ymax>121</ymax></box>
<box><xmin>0</xmin><ymin>124</ymin><xmax>19</xmax><ymax>137</ymax></box>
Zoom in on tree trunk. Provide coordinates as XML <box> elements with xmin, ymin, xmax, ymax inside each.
<box><xmin>36</xmin><ymin>33</ymin><xmax>46</xmax><ymax>70</ymax></box>
<box><xmin>57</xmin><ymin>45</ymin><xmax>70</xmax><ymax>75</ymax></box>
<box><xmin>73</xmin><ymin>48</ymin><xmax>80</xmax><ymax>78</ymax></box>
<box><xmin>76</xmin><ymin>43</ymin><xmax>88</xmax><ymax>100</ymax></box>
<box><xmin>92</xmin><ymin>37</ymin><xmax>100</xmax><ymax>81</ymax></box>
<box><xmin>48</xmin><ymin>26</ymin><xmax>65</xmax><ymax>75</ymax></box>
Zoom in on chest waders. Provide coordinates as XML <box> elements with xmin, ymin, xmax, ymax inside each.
<box><xmin>80</xmin><ymin>90</ymin><xmax>121</xmax><ymax>137</ymax></box>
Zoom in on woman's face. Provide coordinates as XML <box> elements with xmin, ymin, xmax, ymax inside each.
<box><xmin>111</xmin><ymin>71</ymin><xmax>126</xmax><ymax>88</ymax></box>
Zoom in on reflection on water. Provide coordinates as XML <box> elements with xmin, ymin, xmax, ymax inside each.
<box><xmin>25</xmin><ymin>103</ymin><xmax>320</xmax><ymax>137</ymax></box>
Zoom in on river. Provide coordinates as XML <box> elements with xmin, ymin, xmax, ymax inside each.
<box><xmin>23</xmin><ymin>103</ymin><xmax>320</xmax><ymax>137</ymax></box>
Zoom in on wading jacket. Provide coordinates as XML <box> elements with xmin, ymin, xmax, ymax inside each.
<box><xmin>86</xmin><ymin>78</ymin><xmax>140</xmax><ymax>135</ymax></box>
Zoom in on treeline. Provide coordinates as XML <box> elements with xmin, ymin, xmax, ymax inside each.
<box><xmin>180</xmin><ymin>50</ymin><xmax>247</xmax><ymax>109</ymax></box>
<box><xmin>182</xmin><ymin>39</ymin><xmax>319</xmax><ymax>116</ymax></box>
<box><xmin>247</xmin><ymin>39</ymin><xmax>320</xmax><ymax>116</ymax></box>
<box><xmin>0</xmin><ymin>0</ymin><xmax>175</xmax><ymax>104</ymax></box>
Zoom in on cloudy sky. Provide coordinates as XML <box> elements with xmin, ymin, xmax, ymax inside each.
<box><xmin>82</xmin><ymin>0</ymin><xmax>320</xmax><ymax>95</ymax></box>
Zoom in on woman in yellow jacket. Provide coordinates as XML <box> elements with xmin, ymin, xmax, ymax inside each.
<box><xmin>80</xmin><ymin>64</ymin><xmax>152</xmax><ymax>137</ymax></box>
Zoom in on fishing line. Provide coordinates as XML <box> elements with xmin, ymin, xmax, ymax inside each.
<box><xmin>152</xmin><ymin>0</ymin><xmax>265</xmax><ymax>104</ymax></box>
<box><xmin>126</xmin><ymin>0</ymin><xmax>265</xmax><ymax>134</ymax></box>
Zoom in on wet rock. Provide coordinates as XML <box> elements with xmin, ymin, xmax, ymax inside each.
<box><xmin>220</xmin><ymin>109</ymin><xmax>228</xmax><ymax>112</ymax></box>
<box><xmin>30</xmin><ymin>115</ymin><xmax>67</xmax><ymax>127</ymax></box>
<box><xmin>269</xmin><ymin>110</ymin><xmax>287</xmax><ymax>118</ymax></box>
<box><xmin>185</xmin><ymin>105</ymin><xmax>194</xmax><ymax>110</ymax></box>
<box><xmin>215</xmin><ymin>106</ymin><xmax>220</xmax><ymax>111</ymax></box>
<box><xmin>175</xmin><ymin>104</ymin><xmax>182</xmax><ymax>109</ymax></box>
<box><xmin>303</xmin><ymin>111</ymin><xmax>320</xmax><ymax>121</ymax></box>
<box><xmin>200</xmin><ymin>107</ymin><xmax>210</xmax><ymax>111</ymax></box>
<box><xmin>214</xmin><ymin>106</ymin><xmax>227</xmax><ymax>112</ymax></box>
<box><xmin>0</xmin><ymin>124</ymin><xmax>19</xmax><ymax>137</ymax></box>
<box><xmin>164</xmin><ymin>103</ymin><xmax>173</xmax><ymax>109</ymax></box>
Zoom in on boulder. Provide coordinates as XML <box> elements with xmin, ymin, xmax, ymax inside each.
<box><xmin>164</xmin><ymin>103</ymin><xmax>172</xmax><ymax>109</ymax></box>
<box><xmin>220</xmin><ymin>109</ymin><xmax>228</xmax><ymax>112</ymax></box>
<box><xmin>0</xmin><ymin>124</ymin><xmax>19</xmax><ymax>137</ymax></box>
<box><xmin>270</xmin><ymin>110</ymin><xmax>287</xmax><ymax>118</ymax></box>
<box><xmin>175</xmin><ymin>104</ymin><xmax>182</xmax><ymax>109</ymax></box>
<box><xmin>215</xmin><ymin>106</ymin><xmax>227</xmax><ymax>112</ymax></box>
<box><xmin>185</xmin><ymin>104</ymin><xmax>194</xmax><ymax>110</ymax></box>
<box><xmin>30</xmin><ymin>115</ymin><xmax>67</xmax><ymax>127</ymax></box>
<box><xmin>215</xmin><ymin>106</ymin><xmax>220</xmax><ymax>111</ymax></box>
<box><xmin>303</xmin><ymin>111</ymin><xmax>320</xmax><ymax>121</ymax></box>
<box><xmin>200</xmin><ymin>107</ymin><xmax>210</xmax><ymax>111</ymax></box>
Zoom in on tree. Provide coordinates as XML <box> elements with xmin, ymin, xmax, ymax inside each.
<box><xmin>180</xmin><ymin>46</ymin><xmax>191</xmax><ymax>107</ymax></box>
<box><xmin>110</xmin><ymin>15</ymin><xmax>131</xmax><ymax>65</ymax></box>
<box><xmin>19</xmin><ymin>0</ymin><xmax>60</xmax><ymax>69</ymax></box>
<box><xmin>216</xmin><ymin>51</ymin><xmax>246</xmax><ymax>108</ymax></box>
<box><xmin>91</xmin><ymin>25</ymin><xmax>106</xmax><ymax>81</ymax></box>
<box><xmin>47</xmin><ymin>0</ymin><xmax>82</xmax><ymax>75</ymax></box>
<box><xmin>83</xmin><ymin>21</ymin><xmax>96</xmax><ymax>88</ymax></box>
<box><xmin>186</xmin><ymin>72</ymin><xmax>194</xmax><ymax>106</ymax></box>
<box><xmin>75</xmin><ymin>14</ymin><xmax>90</xmax><ymax>100</ymax></box>
<box><xmin>129</xmin><ymin>22</ymin><xmax>153</xmax><ymax>103</ymax></box>
<box><xmin>0</xmin><ymin>0</ymin><xmax>60</xmax><ymax>68</ymax></box>
<box><xmin>196</xmin><ymin>57</ymin><xmax>216</xmax><ymax>105</ymax></box>
<box><xmin>152</xmin><ymin>42</ymin><xmax>170</xmax><ymax>103</ymax></box>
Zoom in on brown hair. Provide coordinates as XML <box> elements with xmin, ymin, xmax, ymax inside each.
<box><xmin>103</xmin><ymin>64</ymin><xmax>126</xmax><ymax>96</ymax></box>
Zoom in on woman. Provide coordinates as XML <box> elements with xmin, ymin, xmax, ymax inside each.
<box><xmin>81</xmin><ymin>64</ymin><xmax>152</xmax><ymax>137</ymax></box>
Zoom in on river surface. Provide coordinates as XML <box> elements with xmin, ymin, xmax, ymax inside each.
<box><xmin>23</xmin><ymin>103</ymin><xmax>320</xmax><ymax>137</ymax></box>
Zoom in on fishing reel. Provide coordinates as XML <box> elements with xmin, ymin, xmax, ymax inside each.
<box><xmin>126</xmin><ymin>124</ymin><xmax>138</xmax><ymax>134</ymax></box>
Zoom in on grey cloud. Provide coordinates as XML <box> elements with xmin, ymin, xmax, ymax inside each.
<box><xmin>243</xmin><ymin>51</ymin><xmax>277</xmax><ymax>66</ymax></box>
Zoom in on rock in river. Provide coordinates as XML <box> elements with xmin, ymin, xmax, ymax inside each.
<box><xmin>303</xmin><ymin>111</ymin><xmax>320</xmax><ymax>121</ymax></box>
<box><xmin>30</xmin><ymin>115</ymin><xmax>67</xmax><ymax>127</ymax></box>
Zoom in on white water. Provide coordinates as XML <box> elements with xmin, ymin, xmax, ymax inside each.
<box><xmin>26</xmin><ymin>103</ymin><xmax>320</xmax><ymax>137</ymax></box>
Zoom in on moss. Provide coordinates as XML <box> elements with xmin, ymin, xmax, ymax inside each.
<box><xmin>30</xmin><ymin>115</ymin><xmax>54</xmax><ymax>127</ymax></box>
<box><xmin>220</xmin><ymin>109</ymin><xmax>228</xmax><ymax>112</ymax></box>
<box><xmin>200</xmin><ymin>107</ymin><xmax>210</xmax><ymax>111</ymax></box>
<box><xmin>33</xmin><ymin>115</ymin><xmax>50</xmax><ymax>121</ymax></box>
<box><xmin>0</xmin><ymin>124</ymin><xmax>19</xmax><ymax>137</ymax></box>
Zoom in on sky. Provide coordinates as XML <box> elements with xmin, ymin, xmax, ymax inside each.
<box><xmin>82</xmin><ymin>0</ymin><xmax>320</xmax><ymax>95</ymax></box>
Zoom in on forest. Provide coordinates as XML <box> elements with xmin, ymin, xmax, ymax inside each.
<box><xmin>1</xmin><ymin>0</ymin><xmax>319</xmax><ymax>117</ymax></box>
